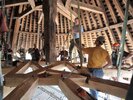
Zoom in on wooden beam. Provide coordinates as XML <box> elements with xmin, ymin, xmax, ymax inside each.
<box><xmin>12</xmin><ymin>6</ymin><xmax>23</xmax><ymax>51</ymax></box>
<box><xmin>112</xmin><ymin>0</ymin><xmax>133</xmax><ymax>48</ymax></box>
<box><xmin>2</xmin><ymin>67</ymin><xmax>14</xmax><ymax>75</ymax></box>
<box><xmin>85</xmin><ymin>11</ymin><xmax>92</xmax><ymax>30</ymax></box>
<box><xmin>71</xmin><ymin>77</ymin><xmax>129</xmax><ymax>98</ymax></box>
<box><xmin>57</xmin><ymin>0</ymin><xmax>77</xmax><ymax>21</ymax></box>
<box><xmin>38</xmin><ymin>13</ymin><xmax>44</xmax><ymax>24</ymax></box>
<box><xmin>58</xmin><ymin>79</ymin><xmax>94</xmax><ymax>100</ymax></box>
<box><xmin>4</xmin><ymin>74</ymin><xmax>29</xmax><ymax>87</ymax></box>
<box><xmin>26</xmin><ymin>61</ymin><xmax>64</xmax><ymax>76</ymax></box>
<box><xmin>4</xmin><ymin>78</ymin><xmax>38</xmax><ymax>100</ymax></box>
<box><xmin>58</xmin><ymin>79</ymin><xmax>82</xmax><ymax>100</ymax></box>
<box><xmin>43</xmin><ymin>0</ymin><xmax>57</xmax><ymax>63</ymax></box>
<box><xmin>112</xmin><ymin>0</ymin><xmax>124</xmax><ymax>20</ymax></box>
<box><xmin>39</xmin><ymin>75</ymin><xmax>60</xmax><ymax>85</ymax></box>
<box><xmin>71</xmin><ymin>0</ymin><xmax>104</xmax><ymax>14</ymax></box>
<box><xmin>83</xmin><ymin>18</ymin><xmax>133</xmax><ymax>33</ymax></box>
<box><xmin>105</xmin><ymin>0</ymin><xmax>117</xmax><ymax>23</ymax></box>
<box><xmin>3</xmin><ymin>0</ymin><xmax>29</xmax><ymax>7</ymax></box>
<box><xmin>28</xmin><ymin>0</ymin><xmax>35</xmax><ymax>9</ymax></box>
<box><xmin>5</xmin><ymin>61</ymin><xmax>31</xmax><ymax>76</ymax></box>
<box><xmin>18</xmin><ymin>5</ymin><xmax>42</xmax><ymax>19</ymax></box>
<box><xmin>65</xmin><ymin>0</ymin><xmax>72</xmax><ymax>8</ymax></box>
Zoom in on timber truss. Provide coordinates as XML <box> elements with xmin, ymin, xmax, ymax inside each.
<box><xmin>3</xmin><ymin>61</ymin><xmax>129</xmax><ymax>100</ymax></box>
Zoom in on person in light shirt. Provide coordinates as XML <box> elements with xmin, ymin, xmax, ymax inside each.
<box><xmin>76</xmin><ymin>36</ymin><xmax>111</xmax><ymax>99</ymax></box>
<box><xmin>68</xmin><ymin>17</ymin><xmax>84</xmax><ymax>60</ymax></box>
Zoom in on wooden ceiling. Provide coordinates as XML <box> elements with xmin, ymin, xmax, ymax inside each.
<box><xmin>2</xmin><ymin>0</ymin><xmax>133</xmax><ymax>54</ymax></box>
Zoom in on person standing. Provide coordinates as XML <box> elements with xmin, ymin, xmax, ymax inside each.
<box><xmin>68</xmin><ymin>17</ymin><xmax>84</xmax><ymax>60</ymax></box>
<box><xmin>111</xmin><ymin>43</ymin><xmax>133</xmax><ymax>68</ymax></box>
<box><xmin>76</xmin><ymin>36</ymin><xmax>111</xmax><ymax>99</ymax></box>
<box><xmin>31</xmin><ymin>44</ymin><xmax>40</xmax><ymax>62</ymax></box>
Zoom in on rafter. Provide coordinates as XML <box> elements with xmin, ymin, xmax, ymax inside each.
<box><xmin>57</xmin><ymin>0</ymin><xmax>77</xmax><ymax>21</ymax></box>
<box><xmin>65</xmin><ymin>0</ymin><xmax>72</xmax><ymax>8</ymax></box>
<box><xmin>3</xmin><ymin>0</ymin><xmax>29</xmax><ymax>7</ymax></box>
<box><xmin>71</xmin><ymin>77</ymin><xmax>129</xmax><ymax>98</ymax></box>
<box><xmin>71</xmin><ymin>0</ymin><xmax>104</xmax><ymax>14</ymax></box>
<box><xmin>4</xmin><ymin>78</ymin><xmax>38</xmax><ymax>100</ymax></box>
<box><xmin>18</xmin><ymin>5</ymin><xmax>42</xmax><ymax>19</ymax></box>
<box><xmin>28</xmin><ymin>0</ymin><xmax>35</xmax><ymax>9</ymax></box>
<box><xmin>105</xmin><ymin>0</ymin><xmax>117</xmax><ymax>23</ymax></box>
<box><xmin>83</xmin><ymin>18</ymin><xmax>133</xmax><ymax>33</ymax></box>
<box><xmin>12</xmin><ymin>5</ymin><xmax>23</xmax><ymax>51</ymax></box>
<box><xmin>59</xmin><ymin>79</ymin><xmax>94</xmax><ymax>100</ymax></box>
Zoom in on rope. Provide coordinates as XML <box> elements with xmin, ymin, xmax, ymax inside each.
<box><xmin>77</xmin><ymin>0</ymin><xmax>83</xmax><ymax>67</ymax></box>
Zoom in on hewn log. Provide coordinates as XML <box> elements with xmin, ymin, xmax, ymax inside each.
<box><xmin>43</xmin><ymin>0</ymin><xmax>57</xmax><ymax>63</ymax></box>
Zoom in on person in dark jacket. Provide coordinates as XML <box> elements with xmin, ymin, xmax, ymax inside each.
<box><xmin>111</xmin><ymin>43</ymin><xmax>133</xmax><ymax>68</ymax></box>
<box><xmin>31</xmin><ymin>44</ymin><xmax>40</xmax><ymax>61</ymax></box>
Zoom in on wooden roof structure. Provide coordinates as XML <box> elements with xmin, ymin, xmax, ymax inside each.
<box><xmin>1</xmin><ymin>0</ymin><xmax>133</xmax><ymax>99</ymax></box>
<box><xmin>3</xmin><ymin>61</ymin><xmax>129</xmax><ymax>100</ymax></box>
<box><xmin>1</xmin><ymin>0</ymin><xmax>133</xmax><ymax>54</ymax></box>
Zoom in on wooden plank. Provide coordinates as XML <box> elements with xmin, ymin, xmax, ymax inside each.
<box><xmin>28</xmin><ymin>0</ymin><xmax>35</xmax><ymax>9</ymax></box>
<box><xmin>33</xmin><ymin>11</ymin><xmax>37</xmax><ymax>33</ymax></box>
<box><xmin>25</xmin><ymin>32</ymin><xmax>29</xmax><ymax>50</ymax></box>
<box><xmin>71</xmin><ymin>0</ymin><xmax>104</xmax><ymax>14</ymax></box>
<box><xmin>64</xmin><ymin>0</ymin><xmax>72</xmax><ymax>8</ymax></box>
<box><xmin>89</xmin><ymin>33</ymin><xmax>93</xmax><ymax>47</ymax></box>
<box><xmin>37</xmin><ymin>11</ymin><xmax>40</xmax><ymax>48</ymax></box>
<box><xmin>83</xmin><ymin>18</ymin><xmax>133</xmax><ymax>33</ymax></box>
<box><xmin>29</xmin><ymin>13</ymin><xmax>33</xmax><ymax>32</ymax></box>
<box><xmin>105</xmin><ymin>0</ymin><xmax>117</xmax><ymax>23</ymax></box>
<box><xmin>9</xmin><ymin>7</ymin><xmax>14</xmax><ymax>29</ymax></box>
<box><xmin>58</xmin><ymin>79</ymin><xmax>94</xmax><ymax>100</ymax></box>
<box><xmin>125</xmin><ymin>28</ymin><xmax>133</xmax><ymax>47</ymax></box>
<box><xmin>112</xmin><ymin>0</ymin><xmax>133</xmax><ymax>49</ymax></box>
<box><xmin>5</xmin><ymin>61</ymin><xmax>31</xmax><ymax>76</ymax></box>
<box><xmin>112</xmin><ymin>0</ymin><xmax>124</xmax><ymax>20</ymax></box>
<box><xmin>81</xmin><ymin>11</ymin><xmax>87</xmax><ymax>31</ymax></box>
<box><xmin>3</xmin><ymin>0</ymin><xmax>29</xmax><ymax>7</ymax></box>
<box><xmin>71</xmin><ymin>77</ymin><xmax>129</xmax><ymax>98</ymax></box>
<box><xmin>4</xmin><ymin>74</ymin><xmax>29</xmax><ymax>87</ymax></box>
<box><xmin>57</xmin><ymin>0</ymin><xmax>77</xmax><ymax>21</ymax></box>
<box><xmin>96</xmin><ymin>13</ymin><xmax>103</xmax><ymax>28</ymax></box>
<box><xmin>18</xmin><ymin>6</ymin><xmax>42</xmax><ymax>19</ymax></box>
<box><xmin>39</xmin><ymin>75</ymin><xmax>60</xmax><ymax>85</ymax></box>
<box><xmin>64</xmin><ymin>17</ymin><xmax>67</xmax><ymax>33</ymax></box>
<box><xmin>97</xmin><ymin>0</ymin><xmax>117</xmax><ymax>44</ymax></box>
<box><xmin>26</xmin><ymin>61</ymin><xmax>64</xmax><ymax>75</ymax></box>
<box><xmin>90</xmin><ymin>13</ymin><xmax>97</xmax><ymax>29</ymax></box>
<box><xmin>91</xmin><ymin>0</ymin><xmax>103</xmax><ymax>28</ymax></box>
<box><xmin>2</xmin><ymin>67</ymin><xmax>14</xmax><ymax>75</ymax></box>
<box><xmin>85</xmin><ymin>11</ymin><xmax>92</xmax><ymax>30</ymax></box>
<box><xmin>60</xmin><ymin>14</ymin><xmax>64</xmax><ymax>33</ymax></box>
<box><xmin>38</xmin><ymin>13</ymin><xmax>44</xmax><ymax>24</ymax></box>
<box><xmin>12</xmin><ymin>5</ymin><xmax>22</xmax><ymax>51</ymax></box>
<box><xmin>4</xmin><ymin>78</ymin><xmax>38</xmax><ymax>100</ymax></box>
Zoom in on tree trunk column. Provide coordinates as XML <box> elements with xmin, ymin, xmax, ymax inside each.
<box><xmin>43</xmin><ymin>0</ymin><xmax>57</xmax><ymax>63</ymax></box>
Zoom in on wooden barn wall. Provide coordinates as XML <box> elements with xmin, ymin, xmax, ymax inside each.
<box><xmin>10</xmin><ymin>0</ymin><xmax>133</xmax><ymax>55</ymax></box>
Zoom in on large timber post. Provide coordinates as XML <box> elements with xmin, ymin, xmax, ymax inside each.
<box><xmin>42</xmin><ymin>0</ymin><xmax>57</xmax><ymax>63</ymax></box>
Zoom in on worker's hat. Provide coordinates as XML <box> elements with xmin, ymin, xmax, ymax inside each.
<box><xmin>96</xmin><ymin>36</ymin><xmax>105</xmax><ymax>44</ymax></box>
<box><xmin>112</xmin><ymin>43</ymin><xmax>120</xmax><ymax>47</ymax></box>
